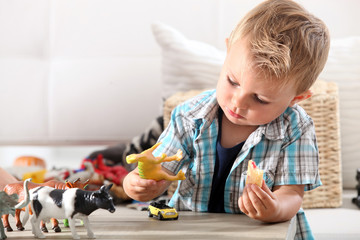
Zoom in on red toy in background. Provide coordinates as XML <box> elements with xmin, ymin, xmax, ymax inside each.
<box><xmin>81</xmin><ymin>154</ymin><xmax>128</xmax><ymax>186</ymax></box>
<box><xmin>80</xmin><ymin>154</ymin><xmax>130</xmax><ymax>201</ymax></box>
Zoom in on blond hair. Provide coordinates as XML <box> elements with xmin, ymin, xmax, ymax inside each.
<box><xmin>228</xmin><ymin>0</ymin><xmax>330</xmax><ymax>94</ymax></box>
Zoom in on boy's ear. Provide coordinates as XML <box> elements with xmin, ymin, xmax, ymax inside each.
<box><xmin>290</xmin><ymin>89</ymin><xmax>312</xmax><ymax>106</ymax></box>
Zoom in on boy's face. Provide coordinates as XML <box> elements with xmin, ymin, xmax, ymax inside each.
<box><xmin>216</xmin><ymin>38</ymin><xmax>299</xmax><ymax>127</ymax></box>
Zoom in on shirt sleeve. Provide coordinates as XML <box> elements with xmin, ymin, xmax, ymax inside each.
<box><xmin>275</xmin><ymin>114</ymin><xmax>321</xmax><ymax>191</ymax></box>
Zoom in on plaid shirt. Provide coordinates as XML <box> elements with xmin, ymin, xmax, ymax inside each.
<box><xmin>154</xmin><ymin>90</ymin><xmax>320</xmax><ymax>240</ymax></box>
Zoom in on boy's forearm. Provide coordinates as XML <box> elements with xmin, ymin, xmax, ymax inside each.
<box><xmin>269</xmin><ymin>186</ymin><xmax>304</xmax><ymax>222</ymax></box>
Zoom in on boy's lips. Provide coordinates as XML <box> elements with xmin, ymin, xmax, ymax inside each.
<box><xmin>226</xmin><ymin>107</ymin><xmax>245</xmax><ymax>119</ymax></box>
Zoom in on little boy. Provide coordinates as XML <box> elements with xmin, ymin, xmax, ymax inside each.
<box><xmin>123</xmin><ymin>0</ymin><xmax>330</xmax><ymax>239</ymax></box>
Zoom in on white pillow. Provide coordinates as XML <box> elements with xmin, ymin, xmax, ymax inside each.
<box><xmin>151</xmin><ymin>22</ymin><xmax>225</xmax><ymax>100</ymax></box>
<box><xmin>152</xmin><ymin>22</ymin><xmax>360</xmax><ymax>189</ymax></box>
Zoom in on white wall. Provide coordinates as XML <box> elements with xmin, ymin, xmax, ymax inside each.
<box><xmin>1</xmin><ymin>0</ymin><xmax>360</xmax><ymax>187</ymax></box>
<box><xmin>1</xmin><ymin>0</ymin><xmax>359</xmax><ymax>145</ymax></box>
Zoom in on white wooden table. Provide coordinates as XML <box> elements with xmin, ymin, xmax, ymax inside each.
<box><xmin>5</xmin><ymin>206</ymin><xmax>296</xmax><ymax>239</ymax></box>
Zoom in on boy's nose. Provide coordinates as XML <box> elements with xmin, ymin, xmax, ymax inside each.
<box><xmin>232</xmin><ymin>90</ymin><xmax>249</xmax><ymax>110</ymax></box>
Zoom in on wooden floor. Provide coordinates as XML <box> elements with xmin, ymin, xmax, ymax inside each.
<box><xmin>4</xmin><ymin>205</ymin><xmax>295</xmax><ymax>240</ymax></box>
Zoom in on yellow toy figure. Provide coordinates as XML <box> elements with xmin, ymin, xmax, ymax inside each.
<box><xmin>126</xmin><ymin>142</ymin><xmax>186</xmax><ymax>181</ymax></box>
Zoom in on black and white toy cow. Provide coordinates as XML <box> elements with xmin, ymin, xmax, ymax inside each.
<box><xmin>23</xmin><ymin>184</ymin><xmax>115</xmax><ymax>239</ymax></box>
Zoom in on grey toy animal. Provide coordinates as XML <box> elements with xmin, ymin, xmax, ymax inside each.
<box><xmin>0</xmin><ymin>179</ymin><xmax>31</xmax><ymax>239</ymax></box>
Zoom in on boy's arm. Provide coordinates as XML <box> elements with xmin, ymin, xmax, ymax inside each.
<box><xmin>123</xmin><ymin>167</ymin><xmax>172</xmax><ymax>202</ymax></box>
<box><xmin>239</xmin><ymin>183</ymin><xmax>304</xmax><ymax>223</ymax></box>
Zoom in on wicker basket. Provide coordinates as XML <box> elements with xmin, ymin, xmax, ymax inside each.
<box><xmin>299</xmin><ymin>81</ymin><xmax>342</xmax><ymax>208</ymax></box>
<box><xmin>163</xmin><ymin>80</ymin><xmax>342</xmax><ymax>208</ymax></box>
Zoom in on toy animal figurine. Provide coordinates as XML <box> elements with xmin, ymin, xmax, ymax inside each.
<box><xmin>2</xmin><ymin>178</ymin><xmax>89</xmax><ymax>233</ymax></box>
<box><xmin>0</xmin><ymin>179</ymin><xmax>31</xmax><ymax>239</ymax></box>
<box><xmin>23</xmin><ymin>184</ymin><xmax>115</xmax><ymax>239</ymax></box>
<box><xmin>126</xmin><ymin>142</ymin><xmax>185</xmax><ymax>181</ymax></box>
<box><xmin>352</xmin><ymin>168</ymin><xmax>360</xmax><ymax>208</ymax></box>
<box><xmin>66</xmin><ymin>161</ymin><xmax>95</xmax><ymax>183</ymax></box>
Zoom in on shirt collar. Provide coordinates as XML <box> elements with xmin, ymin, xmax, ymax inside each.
<box><xmin>189</xmin><ymin>90</ymin><xmax>219</xmax><ymax>128</ymax></box>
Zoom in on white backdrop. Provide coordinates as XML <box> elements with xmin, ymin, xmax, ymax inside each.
<box><xmin>0</xmin><ymin>0</ymin><xmax>360</xmax><ymax>187</ymax></box>
<box><xmin>0</xmin><ymin>0</ymin><xmax>359</xmax><ymax>144</ymax></box>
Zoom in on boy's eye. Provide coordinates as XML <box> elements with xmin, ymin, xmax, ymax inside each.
<box><xmin>227</xmin><ymin>77</ymin><xmax>239</xmax><ymax>87</ymax></box>
<box><xmin>254</xmin><ymin>95</ymin><xmax>269</xmax><ymax>104</ymax></box>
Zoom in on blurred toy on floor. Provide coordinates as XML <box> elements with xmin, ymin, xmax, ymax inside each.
<box><xmin>0</xmin><ymin>168</ymin><xmax>17</xmax><ymax>190</ymax></box>
<box><xmin>352</xmin><ymin>168</ymin><xmax>360</xmax><ymax>208</ymax></box>
<box><xmin>5</xmin><ymin>156</ymin><xmax>47</xmax><ymax>183</ymax></box>
<box><xmin>13</xmin><ymin>156</ymin><xmax>46</xmax><ymax>169</ymax></box>
<box><xmin>82</xmin><ymin>154</ymin><xmax>128</xmax><ymax>186</ymax></box>
<box><xmin>45</xmin><ymin>162</ymin><xmax>95</xmax><ymax>186</ymax></box>
<box><xmin>3</xmin><ymin>153</ymin><xmax>131</xmax><ymax>204</ymax></box>
<box><xmin>61</xmin><ymin>161</ymin><xmax>95</xmax><ymax>183</ymax></box>
<box><xmin>22</xmin><ymin>169</ymin><xmax>47</xmax><ymax>183</ymax></box>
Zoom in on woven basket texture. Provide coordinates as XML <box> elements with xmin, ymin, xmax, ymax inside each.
<box><xmin>163</xmin><ymin>80</ymin><xmax>342</xmax><ymax>208</ymax></box>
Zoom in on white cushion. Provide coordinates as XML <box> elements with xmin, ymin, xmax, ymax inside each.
<box><xmin>152</xmin><ymin>22</ymin><xmax>360</xmax><ymax>189</ymax></box>
<box><xmin>151</xmin><ymin>22</ymin><xmax>225</xmax><ymax>100</ymax></box>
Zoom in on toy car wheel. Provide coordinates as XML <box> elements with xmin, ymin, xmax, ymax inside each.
<box><xmin>158</xmin><ymin>213</ymin><xmax>164</xmax><ymax>220</ymax></box>
<box><xmin>148</xmin><ymin>211</ymin><xmax>153</xmax><ymax>218</ymax></box>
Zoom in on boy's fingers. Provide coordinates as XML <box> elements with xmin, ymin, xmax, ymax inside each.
<box><xmin>135</xmin><ymin>179</ymin><xmax>168</xmax><ymax>190</ymax></box>
<box><xmin>251</xmin><ymin>183</ymin><xmax>268</xmax><ymax>200</ymax></box>
<box><xmin>132</xmin><ymin>179</ymin><xmax>163</xmax><ymax>193</ymax></box>
<box><xmin>135</xmin><ymin>178</ymin><xmax>155</xmax><ymax>186</ymax></box>
<box><xmin>260</xmin><ymin>180</ymin><xmax>276</xmax><ymax>199</ymax></box>
<box><xmin>248</xmin><ymin>184</ymin><xmax>266</xmax><ymax>212</ymax></box>
<box><xmin>238</xmin><ymin>197</ymin><xmax>248</xmax><ymax>215</ymax></box>
<box><xmin>242</xmin><ymin>185</ymin><xmax>257</xmax><ymax>215</ymax></box>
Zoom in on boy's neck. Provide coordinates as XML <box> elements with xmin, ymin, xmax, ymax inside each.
<box><xmin>220</xmin><ymin>114</ymin><xmax>258</xmax><ymax>148</ymax></box>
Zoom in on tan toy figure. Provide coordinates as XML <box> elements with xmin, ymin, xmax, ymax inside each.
<box><xmin>126</xmin><ymin>142</ymin><xmax>186</xmax><ymax>181</ymax></box>
<box><xmin>245</xmin><ymin>160</ymin><xmax>264</xmax><ymax>187</ymax></box>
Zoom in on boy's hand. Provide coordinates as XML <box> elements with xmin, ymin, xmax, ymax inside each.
<box><xmin>238</xmin><ymin>180</ymin><xmax>280</xmax><ymax>222</ymax></box>
<box><xmin>123</xmin><ymin>168</ymin><xmax>171</xmax><ymax>202</ymax></box>
<box><xmin>238</xmin><ymin>181</ymin><xmax>304</xmax><ymax>223</ymax></box>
